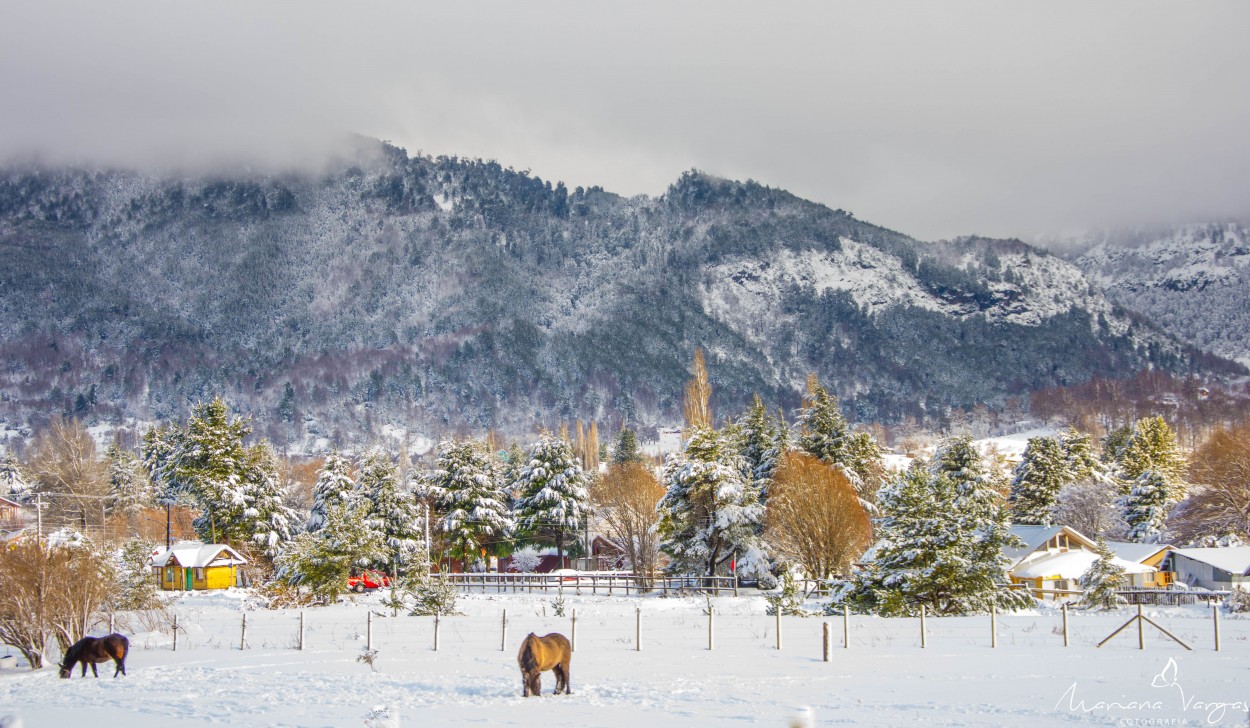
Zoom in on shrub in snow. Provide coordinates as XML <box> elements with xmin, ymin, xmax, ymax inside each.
<box><xmin>405</xmin><ymin>574</ymin><xmax>462</xmax><ymax>616</ymax></box>
<box><xmin>508</xmin><ymin>546</ymin><xmax>542</xmax><ymax>573</ymax></box>
<box><xmin>764</xmin><ymin>572</ymin><xmax>809</xmax><ymax>616</ymax></box>
<box><xmin>1224</xmin><ymin>588</ymin><xmax>1250</xmax><ymax>613</ymax></box>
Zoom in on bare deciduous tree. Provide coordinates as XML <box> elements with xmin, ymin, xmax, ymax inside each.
<box><xmin>764</xmin><ymin>452</ymin><xmax>872</xmax><ymax>580</ymax></box>
<box><xmin>1173</xmin><ymin>426</ymin><xmax>1250</xmax><ymax>544</ymax></box>
<box><xmin>590</xmin><ymin>462</ymin><xmax>665</xmax><ymax>586</ymax></box>
<box><xmin>26</xmin><ymin>418</ymin><xmax>110</xmax><ymax>531</ymax></box>
<box><xmin>0</xmin><ymin>540</ymin><xmax>117</xmax><ymax>669</ymax></box>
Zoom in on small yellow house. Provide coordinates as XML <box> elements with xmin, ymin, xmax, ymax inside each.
<box><xmin>151</xmin><ymin>542</ymin><xmax>248</xmax><ymax>591</ymax></box>
<box><xmin>1105</xmin><ymin>541</ymin><xmax>1174</xmax><ymax>588</ymax></box>
<box><xmin>1006</xmin><ymin>525</ymin><xmax>1157</xmax><ymax>599</ymax></box>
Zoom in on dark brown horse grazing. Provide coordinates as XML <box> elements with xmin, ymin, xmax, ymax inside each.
<box><xmin>59</xmin><ymin>634</ymin><xmax>128</xmax><ymax>678</ymax></box>
<box><xmin>517</xmin><ymin>632</ymin><xmax>571</xmax><ymax>697</ymax></box>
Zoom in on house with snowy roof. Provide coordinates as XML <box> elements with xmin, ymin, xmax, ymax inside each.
<box><xmin>1166</xmin><ymin>547</ymin><xmax>1250</xmax><ymax>591</ymax></box>
<box><xmin>1103</xmin><ymin>541</ymin><xmax>1174</xmax><ymax>588</ymax></box>
<box><xmin>151</xmin><ymin>542</ymin><xmax>248</xmax><ymax>591</ymax></box>
<box><xmin>1006</xmin><ymin>525</ymin><xmax>1156</xmax><ymax>598</ymax></box>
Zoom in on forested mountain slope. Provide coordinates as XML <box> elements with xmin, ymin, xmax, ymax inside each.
<box><xmin>1048</xmin><ymin>223</ymin><xmax>1250</xmax><ymax>367</ymax></box>
<box><xmin>0</xmin><ymin>140</ymin><xmax>1232</xmax><ymax>445</ymax></box>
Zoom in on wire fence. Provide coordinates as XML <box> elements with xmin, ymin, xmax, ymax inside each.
<box><xmin>103</xmin><ymin>601</ymin><xmax>1238</xmax><ymax>660</ymax></box>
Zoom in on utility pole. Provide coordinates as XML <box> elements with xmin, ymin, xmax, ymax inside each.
<box><xmin>166</xmin><ymin>503</ymin><xmax>172</xmax><ymax>549</ymax></box>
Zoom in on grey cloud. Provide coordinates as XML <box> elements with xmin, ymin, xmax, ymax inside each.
<box><xmin>2</xmin><ymin>1</ymin><xmax>1247</xmax><ymax>240</ymax></box>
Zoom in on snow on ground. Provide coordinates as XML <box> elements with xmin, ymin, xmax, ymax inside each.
<box><xmin>2</xmin><ymin>590</ymin><xmax>1247</xmax><ymax>727</ymax></box>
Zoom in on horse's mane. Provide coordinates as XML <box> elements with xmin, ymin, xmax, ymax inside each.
<box><xmin>518</xmin><ymin>633</ymin><xmax>541</xmax><ymax>674</ymax></box>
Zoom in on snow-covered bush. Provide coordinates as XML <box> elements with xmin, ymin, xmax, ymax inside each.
<box><xmin>508</xmin><ymin>546</ymin><xmax>542</xmax><ymax>573</ymax></box>
<box><xmin>1224</xmin><ymin>588</ymin><xmax>1250</xmax><ymax>613</ymax></box>
<box><xmin>1079</xmin><ymin>539</ymin><xmax>1126</xmax><ymax>610</ymax></box>
<box><xmin>764</xmin><ymin>572</ymin><xmax>809</xmax><ymax>617</ymax></box>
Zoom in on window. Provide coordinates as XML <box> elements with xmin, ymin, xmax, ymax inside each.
<box><xmin>194</xmin><ymin>568</ymin><xmax>205</xmax><ymax>581</ymax></box>
<box><xmin>166</xmin><ymin>567</ymin><xmax>173</xmax><ymax>582</ymax></box>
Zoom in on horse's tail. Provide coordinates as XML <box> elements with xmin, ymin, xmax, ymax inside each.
<box><xmin>112</xmin><ymin>634</ymin><xmax>129</xmax><ymax>660</ymax></box>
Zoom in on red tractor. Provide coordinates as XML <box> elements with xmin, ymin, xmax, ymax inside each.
<box><xmin>347</xmin><ymin>569</ymin><xmax>392</xmax><ymax>592</ymax></box>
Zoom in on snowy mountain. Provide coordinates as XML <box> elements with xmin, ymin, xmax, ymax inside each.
<box><xmin>0</xmin><ymin>140</ymin><xmax>1233</xmax><ymax>443</ymax></box>
<box><xmin>1046</xmin><ymin>222</ymin><xmax>1250</xmax><ymax>366</ymax></box>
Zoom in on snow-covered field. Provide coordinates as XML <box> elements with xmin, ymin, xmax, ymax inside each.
<box><xmin>2</xmin><ymin>591</ymin><xmax>1247</xmax><ymax>727</ymax></box>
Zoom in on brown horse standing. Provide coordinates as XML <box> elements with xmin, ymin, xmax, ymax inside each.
<box><xmin>59</xmin><ymin>634</ymin><xmax>128</xmax><ymax>678</ymax></box>
<box><xmin>517</xmin><ymin>632</ymin><xmax>571</xmax><ymax>697</ymax></box>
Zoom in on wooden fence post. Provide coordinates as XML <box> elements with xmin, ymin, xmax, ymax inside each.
<box><xmin>434</xmin><ymin>613</ymin><xmax>441</xmax><ymax>652</ymax></box>
<box><xmin>843</xmin><ymin>605</ymin><xmax>850</xmax><ymax>649</ymax></box>
<box><xmin>1137</xmin><ymin>605</ymin><xmax>1144</xmax><ymax>650</ymax></box>
<box><xmin>776</xmin><ymin>609</ymin><xmax>782</xmax><ymax>650</ymax></box>
<box><xmin>822</xmin><ymin>622</ymin><xmax>830</xmax><ymax>662</ymax></box>
<box><xmin>571</xmin><ymin>609</ymin><xmax>577</xmax><ymax>653</ymax></box>
<box><xmin>1213</xmin><ymin>605</ymin><xmax>1221</xmax><ymax>652</ymax></box>
<box><xmin>501</xmin><ymin>609</ymin><xmax>508</xmax><ymax>652</ymax></box>
<box><xmin>240</xmin><ymin>613</ymin><xmax>247</xmax><ymax>651</ymax></box>
<box><xmin>635</xmin><ymin>606</ymin><xmax>641</xmax><ymax>652</ymax></box>
<box><xmin>1062</xmin><ymin>603</ymin><xmax>1069</xmax><ymax>647</ymax></box>
<box><xmin>990</xmin><ymin>605</ymin><xmax>996</xmax><ymax>649</ymax></box>
<box><xmin>708</xmin><ymin>607</ymin><xmax>714</xmax><ymax>651</ymax></box>
<box><xmin>172</xmin><ymin>614</ymin><xmax>178</xmax><ymax>652</ymax></box>
<box><xmin>299</xmin><ymin>611</ymin><xmax>305</xmax><ymax>651</ymax></box>
<box><xmin>920</xmin><ymin>605</ymin><xmax>927</xmax><ymax>649</ymax></box>
<box><xmin>109</xmin><ymin>613</ymin><xmax>114</xmax><ymax>635</ymax></box>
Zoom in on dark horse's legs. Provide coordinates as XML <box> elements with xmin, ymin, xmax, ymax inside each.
<box><xmin>90</xmin><ymin>662</ymin><xmax>99</xmax><ymax>678</ymax></box>
<box><xmin>114</xmin><ymin>656</ymin><xmax>126</xmax><ymax>677</ymax></box>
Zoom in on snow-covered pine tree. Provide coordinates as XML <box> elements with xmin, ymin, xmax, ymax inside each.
<box><xmin>141</xmin><ymin>423</ymin><xmax>191</xmax><ymax>507</ymax></box>
<box><xmin>1061</xmin><ymin>428</ymin><xmax>1102</xmax><ymax>483</ymax></box>
<box><xmin>1079</xmin><ymin>538</ymin><xmax>1126</xmax><ymax>610</ymax></box>
<box><xmin>611</xmin><ymin>427</ymin><xmax>644</xmax><ymax>465</ymax></box>
<box><xmin>735</xmin><ymin>395</ymin><xmax>787</xmax><ymax>500</ymax></box>
<box><xmin>106</xmin><ymin>444</ymin><xmax>154</xmax><ymax>516</ymax></box>
<box><xmin>424</xmin><ymin>439</ymin><xmax>513</xmax><ymax>571</ymax></box>
<box><xmin>1121</xmin><ymin>469</ymin><xmax>1175</xmax><ymax>543</ymax></box>
<box><xmin>308</xmin><ymin>451</ymin><xmax>355</xmax><ymax>533</ymax></box>
<box><xmin>355</xmin><ymin>449</ymin><xmax>423</xmax><ymax>572</ymax></box>
<box><xmin>178</xmin><ymin>398</ymin><xmax>255</xmax><ymax>546</ymax></box>
<box><xmin>241</xmin><ymin>443</ymin><xmax>299</xmax><ymax>559</ymax></box>
<box><xmin>1116</xmin><ymin>416</ymin><xmax>1188</xmax><ymax>487</ymax></box>
<box><xmin>1009</xmin><ymin>436</ymin><xmax>1068</xmax><ymax>525</ymax></box>
<box><xmin>796</xmin><ymin>374</ymin><xmax>849</xmax><ymax>465</ymax></box>
<box><xmin>0</xmin><ymin>455</ymin><xmax>30</xmax><ymax>498</ymax></box>
<box><xmin>277</xmin><ymin>500</ymin><xmax>388</xmax><ymax>602</ymax></box>
<box><xmin>512</xmin><ymin>435</ymin><xmax>589</xmax><ymax>568</ymax></box>
<box><xmin>656</xmin><ymin>427</ymin><xmax>765</xmax><ymax>578</ymax></box>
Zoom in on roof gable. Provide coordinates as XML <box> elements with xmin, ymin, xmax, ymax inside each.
<box><xmin>1005</xmin><ymin>525</ymin><xmax>1098</xmax><ymax>564</ymax></box>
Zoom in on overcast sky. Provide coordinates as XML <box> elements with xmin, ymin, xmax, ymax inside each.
<box><xmin>2</xmin><ymin>1</ymin><xmax>1248</xmax><ymax>241</ymax></box>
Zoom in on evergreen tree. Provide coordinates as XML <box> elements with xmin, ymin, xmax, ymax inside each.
<box><xmin>1113</xmin><ymin>417</ymin><xmax>1188</xmax><ymax>542</ymax></box>
<box><xmin>1101</xmin><ymin>424</ymin><xmax>1134</xmax><ymax>465</ymax></box>
<box><xmin>843</xmin><ymin>431</ymin><xmax>885</xmax><ymax>509</ymax></box>
<box><xmin>140</xmin><ymin>423</ymin><xmax>190</xmax><ymax>507</ymax></box>
<box><xmin>848</xmin><ymin>460</ymin><xmax>1030</xmax><ymax>616</ymax></box>
<box><xmin>1121</xmin><ymin>469</ymin><xmax>1175</xmax><ymax>543</ymax></box>
<box><xmin>0</xmin><ymin>455</ymin><xmax>30</xmax><ymax>498</ymax></box>
<box><xmin>277</xmin><ymin>500</ymin><xmax>387</xmax><ymax>602</ymax></box>
<box><xmin>611</xmin><ymin>428</ymin><xmax>644</xmax><ymax>465</ymax></box>
<box><xmin>106</xmin><ymin>444</ymin><xmax>154</xmax><ymax>516</ymax></box>
<box><xmin>796</xmin><ymin>374</ymin><xmax>849</xmax><ymax>465</ymax></box>
<box><xmin>1116</xmin><ymin>416</ymin><xmax>1188</xmax><ymax>486</ymax></box>
<box><xmin>424</xmin><ymin>439</ymin><xmax>513</xmax><ymax>571</ymax></box>
<box><xmin>735</xmin><ymin>395</ymin><xmax>787</xmax><ymax>499</ymax></box>
<box><xmin>1009</xmin><ymin>436</ymin><xmax>1068</xmax><ymax>525</ymax></box>
<box><xmin>1061</xmin><ymin>428</ymin><xmax>1102</xmax><ymax>483</ymax></box>
<box><xmin>656</xmin><ymin>427</ymin><xmax>765</xmax><ymax>578</ymax></box>
<box><xmin>178</xmin><ymin>398</ymin><xmax>255</xmax><ymax>546</ymax></box>
<box><xmin>241</xmin><ymin>443</ymin><xmax>299</xmax><ymax>559</ymax></box>
<box><xmin>512</xmin><ymin>434</ymin><xmax>589</xmax><ymax>568</ymax></box>
<box><xmin>115</xmin><ymin>536</ymin><xmax>163</xmax><ymax>611</ymax></box>
<box><xmin>355</xmin><ymin>449</ymin><xmax>423</xmax><ymax>571</ymax></box>
<box><xmin>308</xmin><ymin>451</ymin><xmax>355</xmax><ymax>533</ymax></box>
<box><xmin>1079</xmin><ymin>538</ymin><xmax>1126</xmax><ymax>610</ymax></box>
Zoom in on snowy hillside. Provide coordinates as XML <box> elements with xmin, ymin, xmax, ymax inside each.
<box><xmin>1048</xmin><ymin>222</ymin><xmax>1250</xmax><ymax>366</ymax></box>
